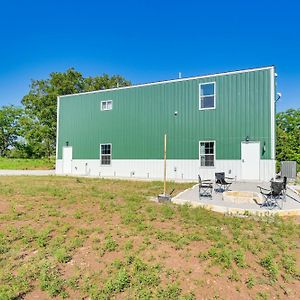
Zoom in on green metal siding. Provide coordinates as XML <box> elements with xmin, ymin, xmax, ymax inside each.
<box><xmin>57</xmin><ymin>68</ymin><xmax>273</xmax><ymax>160</ymax></box>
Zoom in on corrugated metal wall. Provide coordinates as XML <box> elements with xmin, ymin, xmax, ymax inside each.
<box><xmin>57</xmin><ymin>68</ymin><xmax>273</xmax><ymax>161</ymax></box>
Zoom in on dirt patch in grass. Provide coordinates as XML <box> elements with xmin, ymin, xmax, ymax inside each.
<box><xmin>0</xmin><ymin>176</ymin><xmax>300</xmax><ymax>299</ymax></box>
<box><xmin>0</xmin><ymin>197</ymin><xmax>10</xmax><ymax>214</ymax></box>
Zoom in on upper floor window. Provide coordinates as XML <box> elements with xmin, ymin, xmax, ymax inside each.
<box><xmin>101</xmin><ymin>100</ymin><xmax>113</xmax><ymax>111</ymax></box>
<box><xmin>199</xmin><ymin>82</ymin><xmax>216</xmax><ymax>110</ymax></box>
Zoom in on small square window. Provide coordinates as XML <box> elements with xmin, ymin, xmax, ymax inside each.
<box><xmin>101</xmin><ymin>100</ymin><xmax>113</xmax><ymax>111</ymax></box>
<box><xmin>199</xmin><ymin>82</ymin><xmax>216</xmax><ymax>110</ymax></box>
<box><xmin>200</xmin><ymin>141</ymin><xmax>215</xmax><ymax>167</ymax></box>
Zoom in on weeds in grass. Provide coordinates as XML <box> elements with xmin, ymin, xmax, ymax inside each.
<box><xmin>39</xmin><ymin>262</ymin><xmax>68</xmax><ymax>298</ymax></box>
<box><xmin>124</xmin><ymin>240</ymin><xmax>133</xmax><ymax>251</ymax></box>
<box><xmin>36</xmin><ymin>227</ymin><xmax>52</xmax><ymax>248</ymax></box>
<box><xmin>234</xmin><ymin>248</ymin><xmax>246</xmax><ymax>268</ymax></box>
<box><xmin>260</xmin><ymin>254</ymin><xmax>279</xmax><ymax>283</ymax></box>
<box><xmin>256</xmin><ymin>291</ymin><xmax>269</xmax><ymax>300</ymax></box>
<box><xmin>281</xmin><ymin>253</ymin><xmax>300</xmax><ymax>280</ymax></box>
<box><xmin>160</xmin><ymin>204</ymin><xmax>175</xmax><ymax>220</ymax></box>
<box><xmin>0</xmin><ymin>176</ymin><xmax>299</xmax><ymax>299</ymax></box>
<box><xmin>157</xmin><ymin>283</ymin><xmax>181</xmax><ymax>299</ymax></box>
<box><xmin>104</xmin><ymin>268</ymin><xmax>130</xmax><ymax>295</ymax></box>
<box><xmin>74</xmin><ymin>211</ymin><xmax>83</xmax><ymax>219</ymax></box>
<box><xmin>228</xmin><ymin>268</ymin><xmax>241</xmax><ymax>282</ymax></box>
<box><xmin>53</xmin><ymin>247</ymin><xmax>72</xmax><ymax>263</ymax></box>
<box><xmin>99</xmin><ymin>235</ymin><xmax>118</xmax><ymax>256</ymax></box>
<box><xmin>0</xmin><ymin>271</ymin><xmax>31</xmax><ymax>299</ymax></box>
<box><xmin>0</xmin><ymin>233</ymin><xmax>9</xmax><ymax>254</ymax></box>
<box><xmin>246</xmin><ymin>275</ymin><xmax>255</xmax><ymax>289</ymax></box>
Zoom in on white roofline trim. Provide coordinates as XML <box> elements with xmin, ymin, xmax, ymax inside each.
<box><xmin>59</xmin><ymin>66</ymin><xmax>274</xmax><ymax>99</ymax></box>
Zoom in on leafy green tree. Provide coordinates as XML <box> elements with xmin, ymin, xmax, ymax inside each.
<box><xmin>21</xmin><ymin>68</ymin><xmax>131</xmax><ymax>158</ymax></box>
<box><xmin>276</xmin><ymin>108</ymin><xmax>300</xmax><ymax>170</ymax></box>
<box><xmin>0</xmin><ymin>105</ymin><xmax>23</xmax><ymax>156</ymax></box>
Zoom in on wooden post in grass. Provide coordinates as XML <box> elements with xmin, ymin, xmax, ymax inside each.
<box><xmin>158</xmin><ymin>133</ymin><xmax>171</xmax><ymax>202</ymax></box>
<box><xmin>164</xmin><ymin>133</ymin><xmax>167</xmax><ymax>195</ymax></box>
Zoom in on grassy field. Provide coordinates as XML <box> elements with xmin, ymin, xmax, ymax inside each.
<box><xmin>0</xmin><ymin>158</ymin><xmax>55</xmax><ymax>170</ymax></box>
<box><xmin>0</xmin><ymin>176</ymin><xmax>299</xmax><ymax>299</ymax></box>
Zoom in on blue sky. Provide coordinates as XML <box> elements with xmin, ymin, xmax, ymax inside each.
<box><xmin>0</xmin><ymin>0</ymin><xmax>299</xmax><ymax>112</ymax></box>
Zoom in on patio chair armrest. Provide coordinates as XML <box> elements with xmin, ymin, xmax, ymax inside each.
<box><xmin>257</xmin><ymin>186</ymin><xmax>270</xmax><ymax>193</ymax></box>
<box><xmin>225</xmin><ymin>177</ymin><xmax>234</xmax><ymax>181</ymax></box>
<box><xmin>202</xmin><ymin>179</ymin><xmax>213</xmax><ymax>183</ymax></box>
<box><xmin>257</xmin><ymin>185</ymin><xmax>268</xmax><ymax>190</ymax></box>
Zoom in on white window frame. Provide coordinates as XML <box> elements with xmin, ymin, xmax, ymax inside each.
<box><xmin>100</xmin><ymin>100</ymin><xmax>113</xmax><ymax>111</ymax></box>
<box><xmin>100</xmin><ymin>143</ymin><xmax>112</xmax><ymax>166</ymax></box>
<box><xmin>199</xmin><ymin>140</ymin><xmax>216</xmax><ymax>168</ymax></box>
<box><xmin>199</xmin><ymin>82</ymin><xmax>216</xmax><ymax>110</ymax></box>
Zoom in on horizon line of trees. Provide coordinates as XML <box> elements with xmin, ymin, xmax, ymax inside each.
<box><xmin>0</xmin><ymin>68</ymin><xmax>131</xmax><ymax>159</ymax></box>
<box><xmin>0</xmin><ymin>68</ymin><xmax>299</xmax><ymax>169</ymax></box>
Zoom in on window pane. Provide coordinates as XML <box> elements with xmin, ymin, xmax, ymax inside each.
<box><xmin>101</xmin><ymin>144</ymin><xmax>111</xmax><ymax>155</ymax></box>
<box><xmin>206</xmin><ymin>145</ymin><xmax>214</xmax><ymax>154</ymax></box>
<box><xmin>200</xmin><ymin>143</ymin><xmax>205</xmax><ymax>155</ymax></box>
<box><xmin>102</xmin><ymin>102</ymin><xmax>107</xmax><ymax>110</ymax></box>
<box><xmin>200</xmin><ymin>83</ymin><xmax>214</xmax><ymax>96</ymax></box>
<box><xmin>107</xmin><ymin>101</ymin><xmax>112</xmax><ymax>110</ymax></box>
<box><xmin>205</xmin><ymin>155</ymin><xmax>214</xmax><ymax>166</ymax></box>
<box><xmin>101</xmin><ymin>155</ymin><xmax>111</xmax><ymax>165</ymax></box>
<box><xmin>201</xmin><ymin>96</ymin><xmax>215</xmax><ymax>108</ymax></box>
<box><xmin>200</xmin><ymin>155</ymin><xmax>206</xmax><ymax>166</ymax></box>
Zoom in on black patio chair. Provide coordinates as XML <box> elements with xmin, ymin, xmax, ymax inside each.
<box><xmin>257</xmin><ymin>180</ymin><xmax>285</xmax><ymax>209</ymax></box>
<box><xmin>198</xmin><ymin>175</ymin><xmax>213</xmax><ymax>198</ymax></box>
<box><xmin>215</xmin><ymin>172</ymin><xmax>233</xmax><ymax>193</ymax></box>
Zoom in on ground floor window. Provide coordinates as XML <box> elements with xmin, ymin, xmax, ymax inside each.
<box><xmin>199</xmin><ymin>141</ymin><xmax>215</xmax><ymax>167</ymax></box>
<box><xmin>100</xmin><ymin>144</ymin><xmax>112</xmax><ymax>165</ymax></box>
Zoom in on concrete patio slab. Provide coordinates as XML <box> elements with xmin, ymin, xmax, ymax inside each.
<box><xmin>172</xmin><ymin>181</ymin><xmax>300</xmax><ymax>216</ymax></box>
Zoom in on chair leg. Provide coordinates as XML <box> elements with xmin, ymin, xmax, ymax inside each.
<box><xmin>224</xmin><ymin>184</ymin><xmax>231</xmax><ymax>191</ymax></box>
<box><xmin>260</xmin><ymin>195</ymin><xmax>271</xmax><ymax>209</ymax></box>
<box><xmin>199</xmin><ymin>186</ymin><xmax>213</xmax><ymax>198</ymax></box>
<box><xmin>275</xmin><ymin>195</ymin><xmax>283</xmax><ymax>209</ymax></box>
<box><xmin>215</xmin><ymin>184</ymin><xmax>223</xmax><ymax>193</ymax></box>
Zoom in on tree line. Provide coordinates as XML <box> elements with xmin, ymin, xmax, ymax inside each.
<box><xmin>0</xmin><ymin>69</ymin><xmax>299</xmax><ymax>169</ymax></box>
<box><xmin>276</xmin><ymin>108</ymin><xmax>300</xmax><ymax>170</ymax></box>
<box><xmin>0</xmin><ymin>68</ymin><xmax>131</xmax><ymax>159</ymax></box>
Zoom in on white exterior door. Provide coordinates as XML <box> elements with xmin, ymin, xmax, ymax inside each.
<box><xmin>62</xmin><ymin>146</ymin><xmax>72</xmax><ymax>174</ymax></box>
<box><xmin>241</xmin><ymin>142</ymin><xmax>260</xmax><ymax>180</ymax></box>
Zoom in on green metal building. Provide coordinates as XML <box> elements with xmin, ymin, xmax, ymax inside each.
<box><xmin>56</xmin><ymin>66</ymin><xmax>276</xmax><ymax>181</ymax></box>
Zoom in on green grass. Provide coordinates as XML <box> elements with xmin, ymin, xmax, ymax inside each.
<box><xmin>0</xmin><ymin>157</ymin><xmax>55</xmax><ymax>170</ymax></box>
<box><xmin>0</xmin><ymin>176</ymin><xmax>299</xmax><ymax>299</ymax></box>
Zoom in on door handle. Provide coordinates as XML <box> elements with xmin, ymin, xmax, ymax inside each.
<box><xmin>242</xmin><ymin>159</ymin><xmax>245</xmax><ymax>163</ymax></box>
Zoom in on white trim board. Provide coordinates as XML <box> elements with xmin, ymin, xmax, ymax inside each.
<box><xmin>270</xmin><ymin>66</ymin><xmax>275</xmax><ymax>160</ymax></box>
<box><xmin>55</xmin><ymin>96</ymin><xmax>60</xmax><ymax>160</ymax></box>
<box><xmin>59</xmin><ymin>66</ymin><xmax>274</xmax><ymax>99</ymax></box>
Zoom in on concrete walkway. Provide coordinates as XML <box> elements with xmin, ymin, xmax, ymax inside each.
<box><xmin>173</xmin><ymin>181</ymin><xmax>300</xmax><ymax>216</ymax></box>
<box><xmin>0</xmin><ymin>170</ymin><xmax>55</xmax><ymax>176</ymax></box>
